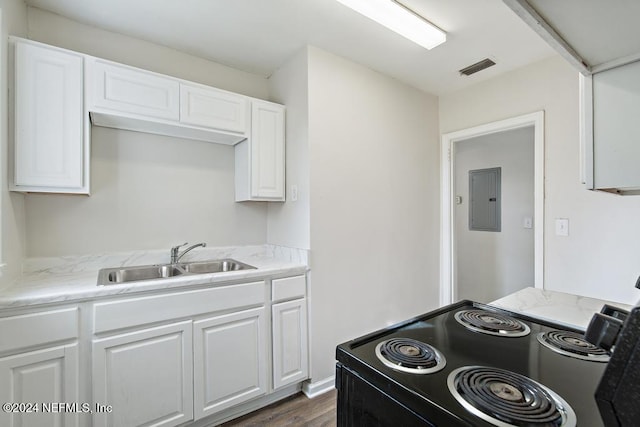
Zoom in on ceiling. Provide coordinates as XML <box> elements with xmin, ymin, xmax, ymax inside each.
<box><xmin>24</xmin><ymin>0</ymin><xmax>558</xmax><ymax>95</ymax></box>
<box><xmin>527</xmin><ymin>0</ymin><xmax>640</xmax><ymax>68</ymax></box>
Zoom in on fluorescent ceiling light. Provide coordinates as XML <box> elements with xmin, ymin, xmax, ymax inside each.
<box><xmin>335</xmin><ymin>0</ymin><xmax>446</xmax><ymax>50</ymax></box>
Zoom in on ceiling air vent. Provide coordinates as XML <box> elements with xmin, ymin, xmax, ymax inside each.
<box><xmin>459</xmin><ymin>58</ymin><xmax>496</xmax><ymax>76</ymax></box>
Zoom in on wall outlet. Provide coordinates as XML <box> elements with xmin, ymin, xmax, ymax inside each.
<box><xmin>290</xmin><ymin>185</ymin><xmax>298</xmax><ymax>202</ymax></box>
<box><xmin>555</xmin><ymin>218</ymin><xmax>569</xmax><ymax>236</ymax></box>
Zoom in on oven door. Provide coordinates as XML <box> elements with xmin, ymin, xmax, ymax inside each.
<box><xmin>336</xmin><ymin>364</ymin><xmax>435</xmax><ymax>427</ymax></box>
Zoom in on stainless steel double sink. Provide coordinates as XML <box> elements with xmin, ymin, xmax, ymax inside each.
<box><xmin>97</xmin><ymin>259</ymin><xmax>256</xmax><ymax>286</ymax></box>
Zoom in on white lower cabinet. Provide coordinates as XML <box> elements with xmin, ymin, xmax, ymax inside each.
<box><xmin>0</xmin><ymin>307</ymin><xmax>80</xmax><ymax>427</ymax></box>
<box><xmin>0</xmin><ymin>344</ymin><xmax>79</xmax><ymax>427</ymax></box>
<box><xmin>0</xmin><ymin>275</ymin><xmax>308</xmax><ymax>427</ymax></box>
<box><xmin>193</xmin><ymin>307</ymin><xmax>267</xmax><ymax>419</ymax></box>
<box><xmin>272</xmin><ymin>298</ymin><xmax>309</xmax><ymax>389</ymax></box>
<box><xmin>92</xmin><ymin>321</ymin><xmax>193</xmax><ymax>427</ymax></box>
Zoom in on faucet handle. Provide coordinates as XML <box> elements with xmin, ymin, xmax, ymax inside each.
<box><xmin>172</xmin><ymin>242</ymin><xmax>189</xmax><ymax>250</ymax></box>
<box><xmin>171</xmin><ymin>242</ymin><xmax>188</xmax><ymax>259</ymax></box>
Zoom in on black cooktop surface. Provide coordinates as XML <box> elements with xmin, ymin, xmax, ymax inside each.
<box><xmin>336</xmin><ymin>300</ymin><xmax>607</xmax><ymax>427</ymax></box>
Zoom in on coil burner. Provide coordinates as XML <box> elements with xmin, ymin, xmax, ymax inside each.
<box><xmin>448</xmin><ymin>366</ymin><xmax>576</xmax><ymax>427</ymax></box>
<box><xmin>375</xmin><ymin>338</ymin><xmax>446</xmax><ymax>374</ymax></box>
<box><xmin>537</xmin><ymin>330</ymin><xmax>610</xmax><ymax>362</ymax></box>
<box><xmin>455</xmin><ymin>309</ymin><xmax>531</xmax><ymax>337</ymax></box>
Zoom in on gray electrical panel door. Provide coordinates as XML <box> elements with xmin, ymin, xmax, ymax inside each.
<box><xmin>469</xmin><ymin>167</ymin><xmax>501</xmax><ymax>232</ymax></box>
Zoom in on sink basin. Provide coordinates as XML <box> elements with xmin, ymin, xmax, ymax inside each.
<box><xmin>97</xmin><ymin>258</ymin><xmax>256</xmax><ymax>286</ymax></box>
<box><xmin>180</xmin><ymin>259</ymin><xmax>256</xmax><ymax>274</ymax></box>
<box><xmin>98</xmin><ymin>264</ymin><xmax>185</xmax><ymax>285</ymax></box>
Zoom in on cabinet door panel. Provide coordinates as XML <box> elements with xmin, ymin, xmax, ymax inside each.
<box><xmin>90</xmin><ymin>59</ymin><xmax>179</xmax><ymax>120</ymax></box>
<box><xmin>92</xmin><ymin>322</ymin><xmax>192</xmax><ymax>427</ymax></box>
<box><xmin>593</xmin><ymin>60</ymin><xmax>640</xmax><ymax>190</ymax></box>
<box><xmin>251</xmin><ymin>101</ymin><xmax>285</xmax><ymax>200</ymax></box>
<box><xmin>272</xmin><ymin>299</ymin><xmax>308</xmax><ymax>389</ymax></box>
<box><xmin>14</xmin><ymin>41</ymin><xmax>84</xmax><ymax>191</ymax></box>
<box><xmin>180</xmin><ymin>83</ymin><xmax>249</xmax><ymax>134</ymax></box>
<box><xmin>0</xmin><ymin>344</ymin><xmax>79</xmax><ymax>427</ymax></box>
<box><xmin>193</xmin><ymin>307</ymin><xmax>266</xmax><ymax>419</ymax></box>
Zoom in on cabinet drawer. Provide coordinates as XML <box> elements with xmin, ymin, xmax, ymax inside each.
<box><xmin>272</xmin><ymin>275</ymin><xmax>306</xmax><ymax>303</ymax></box>
<box><xmin>0</xmin><ymin>308</ymin><xmax>78</xmax><ymax>354</ymax></box>
<box><xmin>89</xmin><ymin>58</ymin><xmax>180</xmax><ymax>120</ymax></box>
<box><xmin>180</xmin><ymin>83</ymin><xmax>249</xmax><ymax>134</ymax></box>
<box><xmin>94</xmin><ymin>281</ymin><xmax>265</xmax><ymax>334</ymax></box>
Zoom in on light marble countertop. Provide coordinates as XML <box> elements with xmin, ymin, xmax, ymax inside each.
<box><xmin>490</xmin><ymin>287</ymin><xmax>634</xmax><ymax>331</ymax></box>
<box><xmin>0</xmin><ymin>245</ymin><xmax>309</xmax><ymax>310</ymax></box>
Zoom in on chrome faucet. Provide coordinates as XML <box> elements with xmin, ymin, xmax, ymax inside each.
<box><xmin>170</xmin><ymin>242</ymin><xmax>207</xmax><ymax>264</ymax></box>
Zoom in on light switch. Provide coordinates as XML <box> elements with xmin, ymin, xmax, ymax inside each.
<box><xmin>523</xmin><ymin>217</ymin><xmax>533</xmax><ymax>229</ymax></box>
<box><xmin>555</xmin><ymin>218</ymin><xmax>569</xmax><ymax>236</ymax></box>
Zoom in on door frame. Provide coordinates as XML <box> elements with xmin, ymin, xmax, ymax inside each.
<box><xmin>439</xmin><ymin>111</ymin><xmax>544</xmax><ymax>306</ymax></box>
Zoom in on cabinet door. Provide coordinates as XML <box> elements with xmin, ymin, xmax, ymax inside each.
<box><xmin>92</xmin><ymin>322</ymin><xmax>193</xmax><ymax>427</ymax></box>
<box><xmin>193</xmin><ymin>307</ymin><xmax>267</xmax><ymax>419</ymax></box>
<box><xmin>251</xmin><ymin>101</ymin><xmax>285</xmax><ymax>200</ymax></box>
<box><xmin>180</xmin><ymin>83</ymin><xmax>249</xmax><ymax>134</ymax></box>
<box><xmin>272</xmin><ymin>298</ymin><xmax>308</xmax><ymax>389</ymax></box>
<box><xmin>14</xmin><ymin>40</ymin><xmax>86</xmax><ymax>192</ymax></box>
<box><xmin>89</xmin><ymin>59</ymin><xmax>179</xmax><ymax>120</ymax></box>
<box><xmin>0</xmin><ymin>344</ymin><xmax>79</xmax><ymax>427</ymax></box>
<box><xmin>592</xmin><ymin>60</ymin><xmax>640</xmax><ymax>191</ymax></box>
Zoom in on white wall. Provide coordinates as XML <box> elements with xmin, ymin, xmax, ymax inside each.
<box><xmin>25</xmin><ymin>128</ymin><xmax>268</xmax><ymax>257</ymax></box>
<box><xmin>307</xmin><ymin>47</ymin><xmax>441</xmax><ymax>381</ymax></box>
<box><xmin>19</xmin><ymin>8</ymin><xmax>272</xmax><ymax>257</ymax></box>
<box><xmin>1</xmin><ymin>0</ymin><xmax>27</xmax><ymax>282</ymax></box>
<box><xmin>455</xmin><ymin>127</ymin><xmax>534</xmax><ymax>303</ymax></box>
<box><xmin>267</xmin><ymin>48</ymin><xmax>310</xmax><ymax>250</ymax></box>
<box><xmin>27</xmin><ymin>7</ymin><xmax>268</xmax><ymax>99</ymax></box>
<box><xmin>440</xmin><ymin>56</ymin><xmax>640</xmax><ymax>304</ymax></box>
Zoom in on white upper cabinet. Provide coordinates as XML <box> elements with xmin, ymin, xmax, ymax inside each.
<box><xmin>11</xmin><ymin>38</ymin><xmax>285</xmax><ymax>199</ymax></box>
<box><xmin>235</xmin><ymin>101</ymin><xmax>286</xmax><ymax>201</ymax></box>
<box><xmin>88</xmin><ymin>59</ymin><xmax>180</xmax><ymax>120</ymax></box>
<box><xmin>86</xmin><ymin>57</ymin><xmax>248</xmax><ymax>145</ymax></box>
<box><xmin>504</xmin><ymin>1</ymin><xmax>640</xmax><ymax>195</ymax></box>
<box><xmin>12</xmin><ymin>38</ymin><xmax>88</xmax><ymax>193</ymax></box>
<box><xmin>180</xmin><ymin>83</ymin><xmax>249</xmax><ymax>135</ymax></box>
<box><xmin>590</xmin><ymin>61</ymin><xmax>640</xmax><ymax>194</ymax></box>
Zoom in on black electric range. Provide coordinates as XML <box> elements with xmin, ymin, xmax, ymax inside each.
<box><xmin>336</xmin><ymin>300</ymin><xmax>611</xmax><ymax>427</ymax></box>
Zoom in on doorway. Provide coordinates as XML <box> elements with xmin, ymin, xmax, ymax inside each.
<box><xmin>455</xmin><ymin>127</ymin><xmax>533</xmax><ymax>302</ymax></box>
<box><xmin>440</xmin><ymin>112</ymin><xmax>544</xmax><ymax>306</ymax></box>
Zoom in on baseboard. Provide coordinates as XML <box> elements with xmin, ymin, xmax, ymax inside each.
<box><xmin>302</xmin><ymin>376</ymin><xmax>336</xmax><ymax>398</ymax></box>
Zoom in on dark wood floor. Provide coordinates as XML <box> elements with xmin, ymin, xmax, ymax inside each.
<box><xmin>220</xmin><ymin>389</ymin><xmax>337</xmax><ymax>427</ymax></box>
